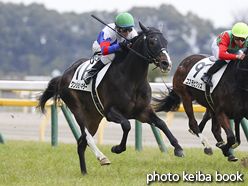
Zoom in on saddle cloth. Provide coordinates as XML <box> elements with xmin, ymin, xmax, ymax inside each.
<box><xmin>183</xmin><ymin>57</ymin><xmax>227</xmax><ymax>93</ymax></box>
<box><xmin>68</xmin><ymin>59</ymin><xmax>111</xmax><ymax>92</ymax></box>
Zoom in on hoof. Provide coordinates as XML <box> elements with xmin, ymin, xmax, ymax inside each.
<box><xmin>174</xmin><ymin>149</ymin><xmax>186</xmax><ymax>157</ymax></box>
<box><xmin>204</xmin><ymin>147</ymin><xmax>213</xmax><ymax>155</ymax></box>
<box><xmin>98</xmin><ymin>157</ymin><xmax>111</xmax><ymax>166</ymax></box>
<box><xmin>111</xmin><ymin>145</ymin><xmax>125</xmax><ymax>154</ymax></box>
<box><xmin>228</xmin><ymin>154</ymin><xmax>238</xmax><ymax>162</ymax></box>
<box><xmin>231</xmin><ymin>142</ymin><xmax>240</xmax><ymax>149</ymax></box>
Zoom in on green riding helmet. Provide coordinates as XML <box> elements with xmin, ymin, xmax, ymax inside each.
<box><xmin>232</xmin><ymin>22</ymin><xmax>248</xmax><ymax>38</ymax></box>
<box><xmin>115</xmin><ymin>12</ymin><xmax>135</xmax><ymax>28</ymax></box>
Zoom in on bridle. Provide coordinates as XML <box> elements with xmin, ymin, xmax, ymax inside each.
<box><xmin>127</xmin><ymin>29</ymin><xmax>168</xmax><ymax>67</ymax></box>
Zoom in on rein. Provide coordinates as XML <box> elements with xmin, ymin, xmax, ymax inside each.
<box><xmin>127</xmin><ymin>47</ymin><xmax>153</xmax><ymax>63</ymax></box>
<box><xmin>237</xmin><ymin>58</ymin><xmax>248</xmax><ymax>71</ymax></box>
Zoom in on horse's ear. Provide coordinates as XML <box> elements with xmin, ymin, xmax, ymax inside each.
<box><xmin>158</xmin><ymin>23</ymin><xmax>163</xmax><ymax>33</ymax></box>
<box><xmin>139</xmin><ymin>22</ymin><xmax>149</xmax><ymax>33</ymax></box>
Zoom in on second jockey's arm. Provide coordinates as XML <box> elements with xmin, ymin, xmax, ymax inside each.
<box><xmin>218</xmin><ymin>34</ymin><xmax>236</xmax><ymax>60</ymax></box>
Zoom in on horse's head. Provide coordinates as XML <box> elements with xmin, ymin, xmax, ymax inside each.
<box><xmin>139</xmin><ymin>22</ymin><xmax>172</xmax><ymax>73</ymax></box>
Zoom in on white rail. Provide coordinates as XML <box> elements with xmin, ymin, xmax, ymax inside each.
<box><xmin>0</xmin><ymin>81</ymin><xmax>49</xmax><ymax>91</ymax></box>
<box><xmin>0</xmin><ymin>80</ymin><xmax>172</xmax><ymax>92</ymax></box>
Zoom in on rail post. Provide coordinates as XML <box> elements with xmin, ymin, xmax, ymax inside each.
<box><xmin>0</xmin><ymin>131</ymin><xmax>7</xmax><ymax>144</ymax></box>
<box><xmin>150</xmin><ymin>125</ymin><xmax>168</xmax><ymax>153</ymax></box>
<box><xmin>229</xmin><ymin>120</ymin><xmax>234</xmax><ymax>154</ymax></box>
<box><xmin>135</xmin><ymin>120</ymin><xmax>142</xmax><ymax>152</ymax></box>
<box><xmin>51</xmin><ymin>104</ymin><xmax>58</xmax><ymax>147</ymax></box>
<box><xmin>60</xmin><ymin>103</ymin><xmax>80</xmax><ymax>140</ymax></box>
<box><xmin>240</xmin><ymin>118</ymin><xmax>248</xmax><ymax>141</ymax></box>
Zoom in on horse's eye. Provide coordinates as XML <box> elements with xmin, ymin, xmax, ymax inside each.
<box><xmin>149</xmin><ymin>37</ymin><xmax>158</xmax><ymax>48</ymax></box>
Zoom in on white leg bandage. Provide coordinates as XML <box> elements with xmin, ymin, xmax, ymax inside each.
<box><xmin>85</xmin><ymin>128</ymin><xmax>106</xmax><ymax>161</ymax></box>
<box><xmin>198</xmin><ymin>133</ymin><xmax>211</xmax><ymax>149</ymax></box>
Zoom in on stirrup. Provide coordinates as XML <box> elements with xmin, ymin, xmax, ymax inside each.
<box><xmin>203</xmin><ymin>77</ymin><xmax>213</xmax><ymax>87</ymax></box>
<box><xmin>201</xmin><ymin>74</ymin><xmax>213</xmax><ymax>87</ymax></box>
<box><xmin>205</xmin><ymin>80</ymin><xmax>213</xmax><ymax>87</ymax></box>
<box><xmin>84</xmin><ymin>77</ymin><xmax>91</xmax><ymax>85</ymax></box>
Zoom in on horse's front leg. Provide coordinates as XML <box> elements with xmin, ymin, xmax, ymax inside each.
<box><xmin>216</xmin><ymin>112</ymin><xmax>238</xmax><ymax>162</ymax></box>
<box><xmin>198</xmin><ymin>109</ymin><xmax>212</xmax><ymax>132</ymax></box>
<box><xmin>144</xmin><ymin>109</ymin><xmax>185</xmax><ymax>157</ymax></box>
<box><xmin>77</xmin><ymin>133</ymin><xmax>88</xmax><ymax>174</ymax></box>
<box><xmin>211</xmin><ymin>114</ymin><xmax>225</xmax><ymax>149</ymax></box>
<box><xmin>231</xmin><ymin>118</ymin><xmax>241</xmax><ymax>149</ymax></box>
<box><xmin>106</xmin><ymin>107</ymin><xmax>131</xmax><ymax>154</ymax></box>
<box><xmin>181</xmin><ymin>95</ymin><xmax>212</xmax><ymax>155</ymax></box>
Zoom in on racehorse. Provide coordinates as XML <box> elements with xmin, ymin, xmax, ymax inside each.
<box><xmin>153</xmin><ymin>50</ymin><xmax>248</xmax><ymax>162</ymax></box>
<box><xmin>37</xmin><ymin>22</ymin><xmax>185</xmax><ymax>174</ymax></box>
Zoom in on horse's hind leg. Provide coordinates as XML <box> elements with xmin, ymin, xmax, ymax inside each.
<box><xmin>84</xmin><ymin>127</ymin><xmax>111</xmax><ymax>165</ymax></box>
<box><xmin>145</xmin><ymin>110</ymin><xmax>185</xmax><ymax>157</ymax></box>
<box><xmin>77</xmin><ymin>133</ymin><xmax>88</xmax><ymax>174</ymax></box>
<box><xmin>72</xmin><ymin>110</ymin><xmax>110</xmax><ymax>166</ymax></box>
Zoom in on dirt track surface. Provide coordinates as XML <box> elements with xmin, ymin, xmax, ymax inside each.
<box><xmin>0</xmin><ymin>111</ymin><xmax>247</xmax><ymax>151</ymax></box>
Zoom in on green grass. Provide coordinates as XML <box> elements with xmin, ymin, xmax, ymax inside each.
<box><xmin>0</xmin><ymin>140</ymin><xmax>247</xmax><ymax>186</ymax></box>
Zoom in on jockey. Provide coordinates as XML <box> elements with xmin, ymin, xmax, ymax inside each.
<box><xmin>201</xmin><ymin>22</ymin><xmax>248</xmax><ymax>87</ymax></box>
<box><xmin>83</xmin><ymin>12</ymin><xmax>138</xmax><ymax>85</ymax></box>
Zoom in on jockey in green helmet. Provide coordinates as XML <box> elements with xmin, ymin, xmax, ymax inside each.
<box><xmin>83</xmin><ymin>12</ymin><xmax>137</xmax><ymax>85</ymax></box>
<box><xmin>201</xmin><ymin>22</ymin><xmax>248</xmax><ymax>87</ymax></box>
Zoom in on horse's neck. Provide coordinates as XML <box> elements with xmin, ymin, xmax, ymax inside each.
<box><xmin>120</xmin><ymin>48</ymin><xmax>149</xmax><ymax>81</ymax></box>
<box><xmin>232</xmin><ymin>58</ymin><xmax>248</xmax><ymax>89</ymax></box>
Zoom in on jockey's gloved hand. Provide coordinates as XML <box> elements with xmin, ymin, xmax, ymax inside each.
<box><xmin>119</xmin><ymin>41</ymin><xmax>132</xmax><ymax>49</ymax></box>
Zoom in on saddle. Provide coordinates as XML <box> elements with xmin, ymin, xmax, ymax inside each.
<box><xmin>68</xmin><ymin>59</ymin><xmax>111</xmax><ymax>92</ymax></box>
<box><xmin>183</xmin><ymin>57</ymin><xmax>228</xmax><ymax>93</ymax></box>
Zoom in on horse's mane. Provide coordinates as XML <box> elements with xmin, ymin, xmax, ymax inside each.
<box><xmin>113</xmin><ymin>31</ymin><xmax>144</xmax><ymax>63</ymax></box>
<box><xmin>244</xmin><ymin>47</ymin><xmax>248</xmax><ymax>55</ymax></box>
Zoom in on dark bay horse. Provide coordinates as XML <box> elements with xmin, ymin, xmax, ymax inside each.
<box><xmin>154</xmin><ymin>50</ymin><xmax>248</xmax><ymax>162</ymax></box>
<box><xmin>38</xmin><ymin>22</ymin><xmax>185</xmax><ymax>174</ymax></box>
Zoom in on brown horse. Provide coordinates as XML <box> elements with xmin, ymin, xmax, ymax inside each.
<box><xmin>154</xmin><ymin>50</ymin><xmax>248</xmax><ymax>162</ymax></box>
<box><xmin>37</xmin><ymin>22</ymin><xmax>185</xmax><ymax>174</ymax></box>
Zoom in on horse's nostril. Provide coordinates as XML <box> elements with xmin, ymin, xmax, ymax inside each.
<box><xmin>162</xmin><ymin>61</ymin><xmax>169</xmax><ymax>68</ymax></box>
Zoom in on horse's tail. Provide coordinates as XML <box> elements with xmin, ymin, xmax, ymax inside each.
<box><xmin>37</xmin><ymin>76</ymin><xmax>61</xmax><ymax>114</ymax></box>
<box><xmin>152</xmin><ymin>87</ymin><xmax>181</xmax><ymax>112</ymax></box>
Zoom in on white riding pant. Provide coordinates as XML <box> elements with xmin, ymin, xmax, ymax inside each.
<box><xmin>92</xmin><ymin>41</ymin><xmax>115</xmax><ymax>65</ymax></box>
<box><xmin>211</xmin><ymin>40</ymin><xmax>243</xmax><ymax>63</ymax></box>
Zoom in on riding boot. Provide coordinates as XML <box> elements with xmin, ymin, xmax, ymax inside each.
<box><xmin>201</xmin><ymin>59</ymin><xmax>227</xmax><ymax>87</ymax></box>
<box><xmin>84</xmin><ymin>60</ymin><xmax>105</xmax><ymax>85</ymax></box>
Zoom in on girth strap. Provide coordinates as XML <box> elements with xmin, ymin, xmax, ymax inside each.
<box><xmin>205</xmin><ymin>84</ymin><xmax>214</xmax><ymax>111</ymax></box>
<box><xmin>91</xmin><ymin>76</ymin><xmax>105</xmax><ymax>117</ymax></box>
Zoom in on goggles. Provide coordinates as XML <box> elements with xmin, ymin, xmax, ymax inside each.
<box><xmin>118</xmin><ymin>27</ymin><xmax>133</xmax><ymax>33</ymax></box>
<box><xmin>234</xmin><ymin>36</ymin><xmax>246</xmax><ymax>42</ymax></box>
